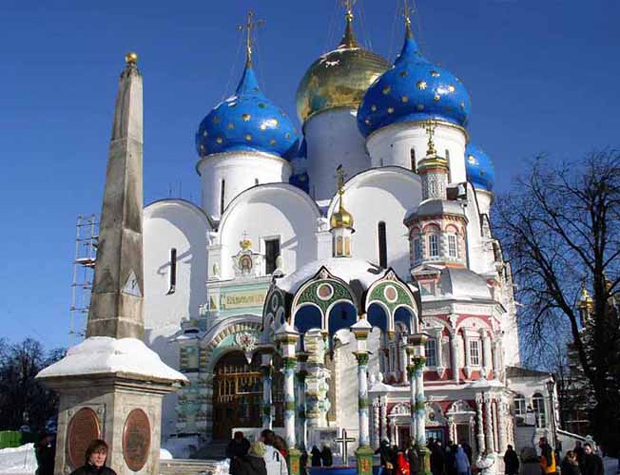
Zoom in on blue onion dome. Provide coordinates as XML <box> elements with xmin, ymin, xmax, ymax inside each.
<box><xmin>196</xmin><ymin>62</ymin><xmax>300</xmax><ymax>160</ymax></box>
<box><xmin>357</xmin><ymin>23</ymin><xmax>471</xmax><ymax>137</ymax></box>
<box><xmin>465</xmin><ymin>143</ymin><xmax>495</xmax><ymax>192</ymax></box>
<box><xmin>296</xmin><ymin>12</ymin><xmax>390</xmax><ymax>123</ymax></box>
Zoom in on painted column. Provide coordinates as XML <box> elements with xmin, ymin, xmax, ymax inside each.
<box><xmin>380</xmin><ymin>396</ymin><xmax>388</xmax><ymax>442</ymax></box>
<box><xmin>275</xmin><ymin>323</ymin><xmax>300</xmax><ymax>475</ymax></box>
<box><xmin>372</xmin><ymin>398</ymin><xmax>380</xmax><ymax>449</ymax></box>
<box><xmin>351</xmin><ymin>319</ymin><xmax>373</xmax><ymax>475</ymax></box>
<box><xmin>304</xmin><ymin>329</ymin><xmax>329</xmax><ymax>429</ymax></box>
<box><xmin>484</xmin><ymin>393</ymin><xmax>495</xmax><ymax>453</ymax></box>
<box><xmin>491</xmin><ymin>340</ymin><xmax>500</xmax><ymax>380</ymax></box>
<box><xmin>400</xmin><ymin>340</ymin><xmax>409</xmax><ymax>384</ymax></box>
<box><xmin>409</xmin><ymin>333</ymin><xmax>431</xmax><ymax>475</ymax></box>
<box><xmin>261</xmin><ymin>352</ymin><xmax>273</xmax><ymax>429</ymax></box>
<box><xmin>497</xmin><ymin>398</ymin><xmax>507</xmax><ymax>454</ymax></box>
<box><xmin>475</xmin><ymin>393</ymin><xmax>486</xmax><ymax>454</ymax></box>
<box><xmin>406</xmin><ymin>345</ymin><xmax>417</xmax><ymax>444</ymax></box>
<box><xmin>463</xmin><ymin>331</ymin><xmax>472</xmax><ymax>378</ymax></box>
<box><xmin>296</xmin><ymin>352</ymin><xmax>308</xmax><ymax>449</ymax></box>
<box><xmin>450</xmin><ymin>331</ymin><xmax>459</xmax><ymax>384</ymax></box>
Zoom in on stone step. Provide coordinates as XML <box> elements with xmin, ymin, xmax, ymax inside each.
<box><xmin>159</xmin><ymin>459</ymin><xmax>222</xmax><ymax>475</ymax></box>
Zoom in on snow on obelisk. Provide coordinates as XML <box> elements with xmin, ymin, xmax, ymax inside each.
<box><xmin>37</xmin><ymin>53</ymin><xmax>187</xmax><ymax>475</ymax></box>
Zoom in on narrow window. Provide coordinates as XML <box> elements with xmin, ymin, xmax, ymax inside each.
<box><xmin>168</xmin><ymin>248</ymin><xmax>177</xmax><ymax>294</ymax></box>
<box><xmin>445</xmin><ymin>149</ymin><xmax>450</xmax><ymax>160</ymax></box>
<box><xmin>428</xmin><ymin>234</ymin><xmax>439</xmax><ymax>258</ymax></box>
<box><xmin>470</xmin><ymin>340</ymin><xmax>481</xmax><ymax>366</ymax></box>
<box><xmin>425</xmin><ymin>339</ymin><xmax>437</xmax><ymax>367</ymax></box>
<box><xmin>255</xmin><ymin>178</ymin><xmax>259</xmax><ymax>186</ymax></box>
<box><xmin>220</xmin><ymin>179</ymin><xmax>226</xmax><ymax>215</ymax></box>
<box><xmin>514</xmin><ymin>394</ymin><xmax>526</xmax><ymax>417</ymax></box>
<box><xmin>378</xmin><ymin>221</ymin><xmax>387</xmax><ymax>268</ymax></box>
<box><xmin>413</xmin><ymin>237</ymin><xmax>423</xmax><ymax>263</ymax></box>
<box><xmin>448</xmin><ymin>234</ymin><xmax>458</xmax><ymax>258</ymax></box>
<box><xmin>265</xmin><ymin>238</ymin><xmax>280</xmax><ymax>274</ymax></box>
<box><xmin>380</xmin><ymin>158</ymin><xmax>384</xmax><ymax>166</ymax></box>
<box><xmin>410</xmin><ymin>149</ymin><xmax>416</xmax><ymax>173</ymax></box>
<box><xmin>532</xmin><ymin>393</ymin><xmax>547</xmax><ymax>428</ymax></box>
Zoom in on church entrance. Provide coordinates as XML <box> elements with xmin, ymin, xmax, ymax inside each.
<box><xmin>212</xmin><ymin>351</ymin><xmax>283</xmax><ymax>440</ymax></box>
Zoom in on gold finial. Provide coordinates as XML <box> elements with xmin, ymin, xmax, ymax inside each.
<box><xmin>237</xmin><ymin>10</ymin><xmax>264</xmax><ymax>67</ymax></box>
<box><xmin>339</xmin><ymin>0</ymin><xmax>358</xmax><ymax>48</ymax></box>
<box><xmin>336</xmin><ymin>164</ymin><xmax>346</xmax><ymax>198</ymax></box>
<box><xmin>423</xmin><ymin>119</ymin><xmax>438</xmax><ymax>156</ymax></box>
<box><xmin>125</xmin><ymin>52</ymin><xmax>138</xmax><ymax>65</ymax></box>
<box><xmin>330</xmin><ymin>165</ymin><xmax>354</xmax><ymax>229</ymax></box>
<box><xmin>402</xmin><ymin>0</ymin><xmax>414</xmax><ymax>38</ymax></box>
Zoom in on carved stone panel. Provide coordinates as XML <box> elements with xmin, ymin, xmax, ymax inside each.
<box><xmin>67</xmin><ymin>407</ymin><xmax>101</xmax><ymax>469</ymax></box>
<box><xmin>123</xmin><ymin>408</ymin><xmax>151</xmax><ymax>471</ymax></box>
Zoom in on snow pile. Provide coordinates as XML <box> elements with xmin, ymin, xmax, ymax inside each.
<box><xmin>213</xmin><ymin>459</ymin><xmax>230</xmax><ymax>475</ymax></box>
<box><xmin>37</xmin><ymin>337</ymin><xmax>188</xmax><ymax>383</ymax></box>
<box><xmin>0</xmin><ymin>443</ymin><xmax>36</xmax><ymax>475</ymax></box>
<box><xmin>160</xmin><ymin>448</ymin><xmax>173</xmax><ymax>460</ymax></box>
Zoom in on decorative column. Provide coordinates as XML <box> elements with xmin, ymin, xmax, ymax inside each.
<box><xmin>409</xmin><ymin>333</ymin><xmax>431</xmax><ymax>475</ymax></box>
<box><xmin>400</xmin><ymin>339</ymin><xmax>409</xmax><ymax>383</ymax></box>
<box><xmin>275</xmin><ymin>323</ymin><xmax>301</xmax><ymax>475</ymax></box>
<box><xmin>497</xmin><ymin>398</ymin><xmax>507</xmax><ymax>454</ymax></box>
<box><xmin>483</xmin><ymin>393</ymin><xmax>495</xmax><ymax>453</ymax></box>
<box><xmin>475</xmin><ymin>393</ymin><xmax>486</xmax><ymax>454</ymax></box>
<box><xmin>303</xmin><ymin>329</ymin><xmax>329</xmax><ymax>429</ymax></box>
<box><xmin>371</xmin><ymin>398</ymin><xmax>381</xmax><ymax>449</ymax></box>
<box><xmin>261</xmin><ymin>351</ymin><xmax>274</xmax><ymax>429</ymax></box>
<box><xmin>480</xmin><ymin>330</ymin><xmax>491</xmax><ymax>379</ymax></box>
<box><xmin>463</xmin><ymin>331</ymin><xmax>472</xmax><ymax>378</ymax></box>
<box><xmin>491</xmin><ymin>339</ymin><xmax>500</xmax><ymax>380</ymax></box>
<box><xmin>380</xmin><ymin>396</ymin><xmax>388</xmax><ymax>442</ymax></box>
<box><xmin>450</xmin><ymin>331</ymin><xmax>459</xmax><ymax>384</ymax></box>
<box><xmin>351</xmin><ymin>319</ymin><xmax>373</xmax><ymax>475</ymax></box>
<box><xmin>405</xmin><ymin>344</ymin><xmax>417</xmax><ymax>444</ymax></box>
<box><xmin>296</xmin><ymin>352</ymin><xmax>309</xmax><ymax>449</ymax></box>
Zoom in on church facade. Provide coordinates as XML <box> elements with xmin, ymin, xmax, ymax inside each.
<box><xmin>140</xmin><ymin>7</ymin><xmax>556</xmax><ymax>462</ymax></box>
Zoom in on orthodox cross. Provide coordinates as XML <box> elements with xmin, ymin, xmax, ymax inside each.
<box><xmin>340</xmin><ymin>0</ymin><xmax>357</xmax><ymax>17</ymax></box>
<box><xmin>335</xmin><ymin>165</ymin><xmax>346</xmax><ymax>197</ymax></box>
<box><xmin>237</xmin><ymin>10</ymin><xmax>264</xmax><ymax>66</ymax></box>
<box><xmin>334</xmin><ymin>428</ymin><xmax>356</xmax><ymax>464</ymax></box>
<box><xmin>401</xmin><ymin>0</ymin><xmax>414</xmax><ymax>27</ymax></box>
<box><xmin>423</xmin><ymin>119</ymin><xmax>437</xmax><ymax>156</ymax></box>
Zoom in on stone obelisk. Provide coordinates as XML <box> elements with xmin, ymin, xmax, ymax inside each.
<box><xmin>38</xmin><ymin>53</ymin><xmax>187</xmax><ymax>475</ymax></box>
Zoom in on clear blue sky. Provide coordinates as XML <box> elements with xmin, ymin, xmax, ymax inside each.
<box><xmin>1</xmin><ymin>0</ymin><xmax>619</xmax><ymax>350</ymax></box>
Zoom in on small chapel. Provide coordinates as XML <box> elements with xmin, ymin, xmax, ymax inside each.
<box><xmin>135</xmin><ymin>2</ymin><xmax>558</xmax><ymax>467</ymax></box>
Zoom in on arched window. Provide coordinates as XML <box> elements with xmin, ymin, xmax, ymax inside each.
<box><xmin>167</xmin><ymin>248</ymin><xmax>177</xmax><ymax>294</ymax></box>
<box><xmin>413</xmin><ymin>237</ymin><xmax>423</xmax><ymax>264</ymax></box>
<box><xmin>428</xmin><ymin>233</ymin><xmax>440</xmax><ymax>259</ymax></box>
<box><xmin>425</xmin><ymin>338</ymin><xmax>437</xmax><ymax>367</ymax></box>
<box><xmin>514</xmin><ymin>394</ymin><xmax>526</xmax><ymax>417</ymax></box>
<box><xmin>378</xmin><ymin>221</ymin><xmax>387</xmax><ymax>268</ymax></box>
<box><xmin>220</xmin><ymin>179</ymin><xmax>226</xmax><ymax>215</ymax></box>
<box><xmin>411</xmin><ymin>149</ymin><xmax>417</xmax><ymax>173</ymax></box>
<box><xmin>447</xmin><ymin>233</ymin><xmax>458</xmax><ymax>259</ymax></box>
<box><xmin>532</xmin><ymin>393</ymin><xmax>547</xmax><ymax>428</ymax></box>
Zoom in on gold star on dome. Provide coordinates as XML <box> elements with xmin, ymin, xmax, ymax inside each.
<box><xmin>434</xmin><ymin>94</ymin><xmax>441</xmax><ymax>102</ymax></box>
<box><xmin>387</xmin><ymin>107</ymin><xmax>394</xmax><ymax>114</ymax></box>
<box><xmin>417</xmin><ymin>81</ymin><xmax>427</xmax><ymax>90</ymax></box>
<box><xmin>216</xmin><ymin>137</ymin><xmax>223</xmax><ymax>144</ymax></box>
<box><xmin>228</xmin><ymin>123</ymin><xmax>235</xmax><ymax>129</ymax></box>
<box><xmin>431</xmin><ymin>71</ymin><xmax>440</xmax><ymax>77</ymax></box>
<box><xmin>448</xmin><ymin>85</ymin><xmax>456</xmax><ymax>93</ymax></box>
<box><xmin>382</xmin><ymin>86</ymin><xmax>391</xmax><ymax>95</ymax></box>
<box><xmin>242</xmin><ymin>113</ymin><xmax>251</xmax><ymax>121</ymax></box>
<box><xmin>245</xmin><ymin>134</ymin><xmax>252</xmax><ymax>141</ymax></box>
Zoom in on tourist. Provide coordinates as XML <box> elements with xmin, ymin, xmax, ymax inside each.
<box><xmin>230</xmin><ymin>441</ymin><xmax>268</xmax><ymax>475</ymax></box>
<box><xmin>35</xmin><ymin>433</ymin><xmax>55</xmax><ymax>475</ymax></box>
<box><xmin>475</xmin><ymin>449</ymin><xmax>495</xmax><ymax>475</ymax></box>
<box><xmin>459</xmin><ymin>441</ymin><xmax>472</xmax><ymax>466</ymax></box>
<box><xmin>454</xmin><ymin>445</ymin><xmax>470</xmax><ymax>475</ymax></box>
<box><xmin>444</xmin><ymin>443</ymin><xmax>457</xmax><ymax>475</ymax></box>
<box><xmin>227</xmin><ymin>431</ymin><xmax>251</xmax><ymax>459</ymax></box>
<box><xmin>573</xmin><ymin>442</ymin><xmax>585</xmax><ymax>471</ymax></box>
<box><xmin>561</xmin><ymin>451</ymin><xmax>581</xmax><ymax>475</ymax></box>
<box><xmin>396</xmin><ymin>450</ymin><xmax>410</xmax><ymax>475</ymax></box>
<box><xmin>69</xmin><ymin>439</ymin><xmax>116</xmax><ymax>475</ymax></box>
<box><xmin>430</xmin><ymin>441</ymin><xmax>445</xmax><ymax>475</ymax></box>
<box><xmin>581</xmin><ymin>443</ymin><xmax>604</xmax><ymax>475</ymax></box>
<box><xmin>274</xmin><ymin>436</ymin><xmax>288</xmax><ymax>458</ymax></box>
<box><xmin>520</xmin><ymin>447</ymin><xmax>541</xmax><ymax>475</ymax></box>
<box><xmin>407</xmin><ymin>445</ymin><xmax>420</xmax><ymax>475</ymax></box>
<box><xmin>376</xmin><ymin>439</ymin><xmax>395</xmax><ymax>475</ymax></box>
<box><xmin>260</xmin><ymin>430</ymin><xmax>289</xmax><ymax>475</ymax></box>
<box><xmin>503</xmin><ymin>445</ymin><xmax>520</xmax><ymax>475</ymax></box>
<box><xmin>538</xmin><ymin>437</ymin><xmax>557</xmax><ymax>475</ymax></box>
<box><xmin>300</xmin><ymin>447</ymin><xmax>309</xmax><ymax>475</ymax></box>
<box><xmin>320</xmin><ymin>445</ymin><xmax>333</xmax><ymax>467</ymax></box>
<box><xmin>311</xmin><ymin>446</ymin><xmax>322</xmax><ymax>467</ymax></box>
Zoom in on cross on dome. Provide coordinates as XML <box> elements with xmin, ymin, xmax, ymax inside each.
<box><xmin>423</xmin><ymin>119</ymin><xmax>438</xmax><ymax>156</ymax></box>
<box><xmin>237</xmin><ymin>10</ymin><xmax>264</xmax><ymax>67</ymax></box>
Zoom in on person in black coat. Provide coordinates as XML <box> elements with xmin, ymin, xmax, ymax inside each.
<box><xmin>581</xmin><ymin>444</ymin><xmax>604</xmax><ymax>475</ymax></box>
<box><xmin>35</xmin><ymin>433</ymin><xmax>55</xmax><ymax>475</ymax></box>
<box><xmin>561</xmin><ymin>451</ymin><xmax>581</xmax><ymax>475</ymax></box>
<box><xmin>321</xmin><ymin>445</ymin><xmax>333</xmax><ymax>467</ymax></box>
<box><xmin>230</xmin><ymin>441</ymin><xmax>268</xmax><ymax>475</ymax></box>
<box><xmin>376</xmin><ymin>439</ymin><xmax>395</xmax><ymax>475</ymax></box>
<box><xmin>503</xmin><ymin>445</ymin><xmax>519</xmax><ymax>475</ymax></box>
<box><xmin>227</xmin><ymin>431</ymin><xmax>251</xmax><ymax>459</ymax></box>
<box><xmin>311</xmin><ymin>446</ymin><xmax>322</xmax><ymax>467</ymax></box>
<box><xmin>69</xmin><ymin>439</ymin><xmax>116</xmax><ymax>475</ymax></box>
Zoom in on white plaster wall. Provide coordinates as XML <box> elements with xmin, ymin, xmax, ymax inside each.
<box><xmin>143</xmin><ymin>199</ymin><xmax>211</xmax><ymax>438</ymax></box>
<box><xmin>197</xmin><ymin>152</ymin><xmax>292</xmax><ymax>221</ymax></box>
<box><xmin>366</xmin><ymin>122</ymin><xmax>467</xmax><ymax>184</ymax></box>
<box><xmin>217</xmin><ymin>185</ymin><xmax>320</xmax><ymax>280</ymax></box>
<box><xmin>327</xmin><ymin>168</ymin><xmax>422</xmax><ymax>279</ymax></box>
<box><xmin>304</xmin><ymin>108</ymin><xmax>371</xmax><ymax>201</ymax></box>
<box><xmin>334</xmin><ymin>331</ymin><xmax>359</xmax><ymax>437</ymax></box>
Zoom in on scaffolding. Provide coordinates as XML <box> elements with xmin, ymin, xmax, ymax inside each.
<box><xmin>70</xmin><ymin>214</ymin><xmax>99</xmax><ymax>342</ymax></box>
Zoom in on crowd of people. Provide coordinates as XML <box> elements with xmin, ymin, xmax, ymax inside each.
<box><xmin>228</xmin><ymin>430</ymin><xmax>290</xmax><ymax>475</ymax></box>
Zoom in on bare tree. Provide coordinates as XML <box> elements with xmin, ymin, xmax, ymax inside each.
<box><xmin>495</xmin><ymin>150</ymin><xmax>620</xmax><ymax>455</ymax></box>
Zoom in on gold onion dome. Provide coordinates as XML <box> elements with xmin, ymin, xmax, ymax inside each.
<box><xmin>296</xmin><ymin>10</ymin><xmax>390</xmax><ymax>123</ymax></box>
<box><xmin>330</xmin><ymin>202</ymin><xmax>354</xmax><ymax>229</ymax></box>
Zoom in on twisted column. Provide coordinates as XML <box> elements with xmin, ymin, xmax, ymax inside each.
<box><xmin>354</xmin><ymin>351</ymin><xmax>371</xmax><ymax>446</ymax></box>
<box><xmin>261</xmin><ymin>353</ymin><xmax>273</xmax><ymax>429</ymax></box>
<box><xmin>450</xmin><ymin>331</ymin><xmax>459</xmax><ymax>383</ymax></box>
<box><xmin>372</xmin><ymin>398</ymin><xmax>380</xmax><ymax>449</ymax></box>
<box><xmin>475</xmin><ymin>393</ymin><xmax>486</xmax><ymax>453</ymax></box>
<box><xmin>283</xmin><ymin>357</ymin><xmax>297</xmax><ymax>447</ymax></box>
<box><xmin>380</xmin><ymin>396</ymin><xmax>388</xmax><ymax>442</ymax></box>
<box><xmin>484</xmin><ymin>393</ymin><xmax>495</xmax><ymax>453</ymax></box>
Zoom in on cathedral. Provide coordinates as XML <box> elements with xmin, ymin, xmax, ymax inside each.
<box><xmin>139</xmin><ymin>5</ymin><xmax>556</xmax><ymax>464</ymax></box>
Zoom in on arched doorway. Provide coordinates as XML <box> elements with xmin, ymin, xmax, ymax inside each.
<box><xmin>212</xmin><ymin>351</ymin><xmax>284</xmax><ymax>440</ymax></box>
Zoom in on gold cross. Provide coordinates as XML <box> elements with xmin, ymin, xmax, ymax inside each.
<box><xmin>237</xmin><ymin>10</ymin><xmax>264</xmax><ymax>66</ymax></box>
<box><xmin>335</xmin><ymin>165</ymin><xmax>346</xmax><ymax>196</ymax></box>
<box><xmin>401</xmin><ymin>0</ymin><xmax>414</xmax><ymax>27</ymax></box>
<box><xmin>340</xmin><ymin>0</ymin><xmax>356</xmax><ymax>19</ymax></box>
<box><xmin>424</xmin><ymin>119</ymin><xmax>437</xmax><ymax>156</ymax></box>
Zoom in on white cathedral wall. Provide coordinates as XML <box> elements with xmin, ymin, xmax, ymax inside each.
<box><xmin>365</xmin><ymin>122</ymin><xmax>467</xmax><ymax>184</ymax></box>
<box><xmin>217</xmin><ymin>185</ymin><xmax>320</xmax><ymax>279</ymax></box>
<box><xmin>326</xmin><ymin>167</ymin><xmax>422</xmax><ymax>278</ymax></box>
<box><xmin>197</xmin><ymin>152</ymin><xmax>292</xmax><ymax>221</ymax></box>
<box><xmin>304</xmin><ymin>108</ymin><xmax>371</xmax><ymax>201</ymax></box>
<box><xmin>143</xmin><ymin>199</ymin><xmax>211</xmax><ymax>438</ymax></box>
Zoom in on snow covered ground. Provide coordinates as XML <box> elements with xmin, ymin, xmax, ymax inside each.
<box><xmin>0</xmin><ymin>444</ymin><xmax>37</xmax><ymax>475</ymax></box>
<box><xmin>605</xmin><ymin>457</ymin><xmax>619</xmax><ymax>475</ymax></box>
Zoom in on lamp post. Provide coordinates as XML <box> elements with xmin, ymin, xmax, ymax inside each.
<box><xmin>351</xmin><ymin>318</ymin><xmax>374</xmax><ymax>475</ymax></box>
<box><xmin>275</xmin><ymin>322</ymin><xmax>301</xmax><ymax>475</ymax></box>
<box><xmin>408</xmin><ymin>333</ymin><xmax>431</xmax><ymax>475</ymax></box>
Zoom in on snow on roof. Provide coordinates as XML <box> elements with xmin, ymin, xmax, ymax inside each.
<box><xmin>275</xmin><ymin>257</ymin><xmax>385</xmax><ymax>294</ymax></box>
<box><xmin>37</xmin><ymin>337</ymin><xmax>188</xmax><ymax>384</ymax></box>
